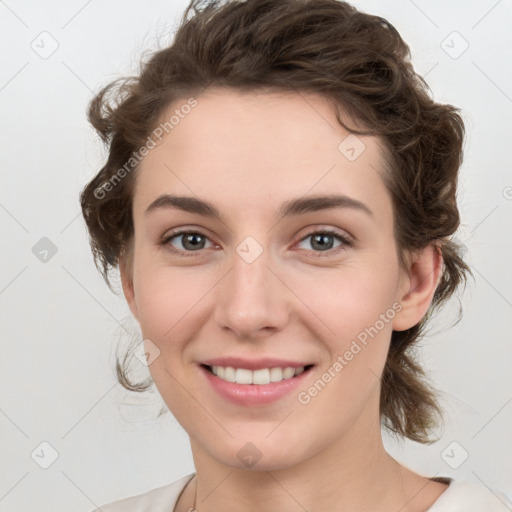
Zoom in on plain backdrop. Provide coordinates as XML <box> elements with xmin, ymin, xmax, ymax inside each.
<box><xmin>0</xmin><ymin>0</ymin><xmax>511</xmax><ymax>510</ymax></box>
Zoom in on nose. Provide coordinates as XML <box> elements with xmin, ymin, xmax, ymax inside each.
<box><xmin>213</xmin><ymin>244</ymin><xmax>290</xmax><ymax>341</ymax></box>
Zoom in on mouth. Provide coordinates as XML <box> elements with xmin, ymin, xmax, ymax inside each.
<box><xmin>200</xmin><ymin>362</ymin><xmax>315</xmax><ymax>406</ymax></box>
<box><xmin>200</xmin><ymin>363</ymin><xmax>315</xmax><ymax>385</ymax></box>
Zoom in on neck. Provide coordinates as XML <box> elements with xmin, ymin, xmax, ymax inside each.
<box><xmin>179</xmin><ymin>393</ymin><xmax>428</xmax><ymax>512</ymax></box>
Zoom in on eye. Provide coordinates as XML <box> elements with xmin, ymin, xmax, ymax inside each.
<box><xmin>160</xmin><ymin>228</ymin><xmax>353</xmax><ymax>258</ymax></box>
<box><xmin>160</xmin><ymin>230</ymin><xmax>215</xmax><ymax>256</ymax></box>
<box><xmin>295</xmin><ymin>229</ymin><xmax>353</xmax><ymax>257</ymax></box>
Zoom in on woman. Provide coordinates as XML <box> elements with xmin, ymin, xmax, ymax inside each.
<box><xmin>80</xmin><ymin>0</ymin><xmax>511</xmax><ymax>510</ymax></box>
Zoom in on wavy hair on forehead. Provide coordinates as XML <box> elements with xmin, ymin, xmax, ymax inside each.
<box><xmin>80</xmin><ymin>0</ymin><xmax>470</xmax><ymax>443</ymax></box>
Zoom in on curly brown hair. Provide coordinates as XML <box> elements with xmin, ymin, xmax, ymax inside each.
<box><xmin>80</xmin><ymin>0</ymin><xmax>470</xmax><ymax>443</ymax></box>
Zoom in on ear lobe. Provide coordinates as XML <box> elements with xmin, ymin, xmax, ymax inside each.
<box><xmin>392</xmin><ymin>244</ymin><xmax>443</xmax><ymax>332</ymax></box>
<box><xmin>119</xmin><ymin>252</ymin><xmax>139</xmax><ymax>322</ymax></box>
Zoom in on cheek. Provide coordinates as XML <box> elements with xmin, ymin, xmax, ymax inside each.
<box><xmin>132</xmin><ymin>235</ymin><xmax>401</xmax><ymax>348</ymax></box>
<box><xmin>133</xmin><ymin>260</ymin><xmax>216</xmax><ymax>349</ymax></box>
<box><xmin>294</xmin><ymin>272</ymin><xmax>396</xmax><ymax>432</ymax></box>
<box><xmin>288</xmin><ymin>260</ymin><xmax>400</xmax><ymax>339</ymax></box>
<box><xmin>134</xmin><ymin>272</ymin><xmax>173</xmax><ymax>338</ymax></box>
<box><xmin>288</xmin><ymin>261</ymin><xmax>399</xmax><ymax>391</ymax></box>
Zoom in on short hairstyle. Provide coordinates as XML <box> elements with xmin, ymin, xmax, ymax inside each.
<box><xmin>80</xmin><ymin>0</ymin><xmax>470</xmax><ymax>444</ymax></box>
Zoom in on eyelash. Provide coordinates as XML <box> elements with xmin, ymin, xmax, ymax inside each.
<box><xmin>159</xmin><ymin>228</ymin><xmax>354</xmax><ymax>258</ymax></box>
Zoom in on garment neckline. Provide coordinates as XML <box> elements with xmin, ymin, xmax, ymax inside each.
<box><xmin>174</xmin><ymin>474</ymin><xmax>456</xmax><ymax>511</ymax></box>
<box><xmin>425</xmin><ymin>476</ymin><xmax>455</xmax><ymax>510</ymax></box>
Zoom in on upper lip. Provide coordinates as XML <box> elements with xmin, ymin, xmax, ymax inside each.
<box><xmin>200</xmin><ymin>357</ymin><xmax>314</xmax><ymax>371</ymax></box>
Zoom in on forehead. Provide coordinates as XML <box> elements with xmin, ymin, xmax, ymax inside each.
<box><xmin>133</xmin><ymin>88</ymin><xmax>391</xmax><ymax>219</ymax></box>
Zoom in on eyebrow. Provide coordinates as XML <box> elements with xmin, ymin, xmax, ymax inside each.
<box><xmin>144</xmin><ymin>193</ymin><xmax>373</xmax><ymax>219</ymax></box>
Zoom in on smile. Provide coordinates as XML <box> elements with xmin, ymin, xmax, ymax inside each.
<box><xmin>200</xmin><ymin>363</ymin><xmax>315</xmax><ymax>406</ymax></box>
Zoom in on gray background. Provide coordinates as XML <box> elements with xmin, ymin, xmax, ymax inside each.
<box><xmin>0</xmin><ymin>0</ymin><xmax>511</xmax><ymax>510</ymax></box>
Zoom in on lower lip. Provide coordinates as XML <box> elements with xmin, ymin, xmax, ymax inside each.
<box><xmin>200</xmin><ymin>365</ymin><xmax>313</xmax><ymax>406</ymax></box>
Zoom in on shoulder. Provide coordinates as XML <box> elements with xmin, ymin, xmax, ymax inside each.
<box><xmin>88</xmin><ymin>473</ymin><xmax>195</xmax><ymax>512</ymax></box>
<box><xmin>427</xmin><ymin>478</ymin><xmax>512</xmax><ymax>512</ymax></box>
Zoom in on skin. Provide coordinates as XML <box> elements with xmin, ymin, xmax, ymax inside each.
<box><xmin>120</xmin><ymin>88</ymin><xmax>446</xmax><ymax>512</ymax></box>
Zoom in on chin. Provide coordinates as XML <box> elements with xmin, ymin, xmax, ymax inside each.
<box><xmin>222</xmin><ymin>450</ymin><xmax>307</xmax><ymax>473</ymax></box>
<box><xmin>203</xmin><ymin>431</ymin><xmax>315</xmax><ymax>473</ymax></box>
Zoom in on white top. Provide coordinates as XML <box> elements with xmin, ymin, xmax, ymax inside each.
<box><xmin>90</xmin><ymin>473</ymin><xmax>512</xmax><ymax>512</ymax></box>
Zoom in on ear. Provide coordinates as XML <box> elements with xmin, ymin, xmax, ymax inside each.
<box><xmin>392</xmin><ymin>244</ymin><xmax>443</xmax><ymax>331</ymax></box>
<box><xmin>119</xmin><ymin>250</ymin><xmax>139</xmax><ymax>322</ymax></box>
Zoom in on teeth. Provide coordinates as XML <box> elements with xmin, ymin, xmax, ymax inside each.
<box><xmin>209</xmin><ymin>365</ymin><xmax>306</xmax><ymax>385</ymax></box>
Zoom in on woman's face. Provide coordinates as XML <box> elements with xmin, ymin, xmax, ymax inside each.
<box><xmin>122</xmin><ymin>88</ymin><xmax>413</xmax><ymax>470</ymax></box>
